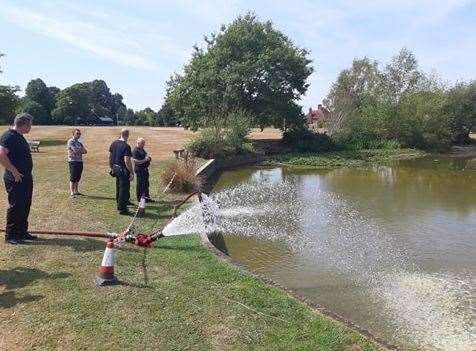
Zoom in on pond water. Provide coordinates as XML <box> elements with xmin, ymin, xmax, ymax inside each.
<box><xmin>210</xmin><ymin>155</ymin><xmax>476</xmax><ymax>351</ymax></box>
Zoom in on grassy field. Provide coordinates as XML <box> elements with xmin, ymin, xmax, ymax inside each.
<box><xmin>0</xmin><ymin>126</ymin><xmax>380</xmax><ymax>350</ymax></box>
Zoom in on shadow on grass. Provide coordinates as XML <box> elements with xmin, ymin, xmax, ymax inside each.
<box><xmin>0</xmin><ymin>290</ymin><xmax>43</xmax><ymax>308</ymax></box>
<box><xmin>38</xmin><ymin>139</ymin><xmax>66</xmax><ymax>147</ymax></box>
<box><xmin>83</xmin><ymin>194</ymin><xmax>116</xmax><ymax>201</ymax></box>
<box><xmin>0</xmin><ymin>267</ymin><xmax>71</xmax><ymax>308</ymax></box>
<box><xmin>24</xmin><ymin>237</ymin><xmax>104</xmax><ymax>252</ymax></box>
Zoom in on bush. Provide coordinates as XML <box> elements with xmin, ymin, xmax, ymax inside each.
<box><xmin>160</xmin><ymin>159</ymin><xmax>202</xmax><ymax>193</ymax></box>
<box><xmin>185</xmin><ymin>129</ymin><xmax>225</xmax><ymax>158</ymax></box>
<box><xmin>186</xmin><ymin>111</ymin><xmax>254</xmax><ymax>158</ymax></box>
<box><xmin>333</xmin><ymin>133</ymin><xmax>401</xmax><ymax>150</ymax></box>
<box><xmin>282</xmin><ymin>128</ymin><xmax>337</xmax><ymax>152</ymax></box>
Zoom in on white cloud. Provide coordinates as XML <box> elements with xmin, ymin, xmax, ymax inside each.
<box><xmin>0</xmin><ymin>4</ymin><xmax>162</xmax><ymax>71</ymax></box>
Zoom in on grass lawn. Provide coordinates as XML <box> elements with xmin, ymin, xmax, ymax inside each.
<box><xmin>0</xmin><ymin>126</ymin><xmax>380</xmax><ymax>350</ymax></box>
<box><xmin>266</xmin><ymin>148</ymin><xmax>427</xmax><ymax>168</ymax></box>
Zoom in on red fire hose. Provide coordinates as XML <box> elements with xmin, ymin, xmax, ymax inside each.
<box><xmin>0</xmin><ymin>228</ymin><xmax>116</xmax><ymax>239</ymax></box>
<box><xmin>0</xmin><ymin>191</ymin><xmax>201</xmax><ymax>247</ymax></box>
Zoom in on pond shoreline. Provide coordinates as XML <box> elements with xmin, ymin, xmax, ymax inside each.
<box><xmin>196</xmin><ymin>155</ymin><xmax>399</xmax><ymax>351</ymax></box>
<box><xmin>201</xmin><ymin>231</ymin><xmax>399</xmax><ymax>351</ymax></box>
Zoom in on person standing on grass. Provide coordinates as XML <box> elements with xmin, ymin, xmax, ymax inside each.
<box><xmin>109</xmin><ymin>129</ymin><xmax>134</xmax><ymax>215</ymax></box>
<box><xmin>67</xmin><ymin>128</ymin><xmax>87</xmax><ymax>197</ymax></box>
<box><xmin>0</xmin><ymin>113</ymin><xmax>38</xmax><ymax>245</ymax></box>
<box><xmin>132</xmin><ymin>137</ymin><xmax>154</xmax><ymax>203</ymax></box>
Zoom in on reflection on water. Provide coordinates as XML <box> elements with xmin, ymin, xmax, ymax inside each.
<box><xmin>210</xmin><ymin>156</ymin><xmax>476</xmax><ymax>351</ymax></box>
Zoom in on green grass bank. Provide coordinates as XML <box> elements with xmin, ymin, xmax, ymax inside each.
<box><xmin>0</xmin><ymin>127</ymin><xmax>381</xmax><ymax>350</ymax></box>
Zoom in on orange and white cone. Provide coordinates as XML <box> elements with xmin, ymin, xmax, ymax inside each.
<box><xmin>95</xmin><ymin>239</ymin><xmax>118</xmax><ymax>286</ymax></box>
<box><xmin>137</xmin><ymin>197</ymin><xmax>146</xmax><ymax>217</ymax></box>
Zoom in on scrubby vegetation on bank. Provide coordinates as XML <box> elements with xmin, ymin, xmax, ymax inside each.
<box><xmin>266</xmin><ymin>148</ymin><xmax>426</xmax><ymax>168</ymax></box>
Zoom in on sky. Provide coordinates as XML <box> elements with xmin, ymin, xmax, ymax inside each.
<box><xmin>0</xmin><ymin>0</ymin><xmax>475</xmax><ymax>111</ymax></box>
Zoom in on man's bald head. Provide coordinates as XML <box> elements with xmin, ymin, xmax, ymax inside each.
<box><xmin>137</xmin><ymin>137</ymin><xmax>145</xmax><ymax>148</ymax></box>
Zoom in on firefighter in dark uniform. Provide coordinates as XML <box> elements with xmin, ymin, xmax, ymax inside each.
<box><xmin>109</xmin><ymin>129</ymin><xmax>134</xmax><ymax>215</ymax></box>
<box><xmin>132</xmin><ymin>137</ymin><xmax>153</xmax><ymax>203</ymax></box>
<box><xmin>0</xmin><ymin>113</ymin><xmax>38</xmax><ymax>244</ymax></box>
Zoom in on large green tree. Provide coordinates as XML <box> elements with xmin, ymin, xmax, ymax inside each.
<box><xmin>324</xmin><ymin>57</ymin><xmax>379</xmax><ymax>136</ymax></box>
<box><xmin>89</xmin><ymin>79</ymin><xmax>113</xmax><ymax>118</ymax></box>
<box><xmin>134</xmin><ymin>107</ymin><xmax>157</xmax><ymax>126</ymax></box>
<box><xmin>0</xmin><ymin>53</ymin><xmax>20</xmax><ymax>124</ymax></box>
<box><xmin>51</xmin><ymin>83</ymin><xmax>91</xmax><ymax>125</ymax></box>
<box><xmin>50</xmin><ymin>80</ymin><xmax>126</xmax><ymax>125</ymax></box>
<box><xmin>18</xmin><ymin>99</ymin><xmax>49</xmax><ymax>124</ymax></box>
<box><xmin>325</xmin><ymin>48</ymin><xmax>453</xmax><ymax>149</ymax></box>
<box><xmin>25</xmin><ymin>78</ymin><xmax>56</xmax><ymax>115</ymax></box>
<box><xmin>444</xmin><ymin>81</ymin><xmax>476</xmax><ymax>144</ymax></box>
<box><xmin>0</xmin><ymin>85</ymin><xmax>19</xmax><ymax>124</ymax></box>
<box><xmin>166</xmin><ymin>13</ymin><xmax>313</xmax><ymax>131</ymax></box>
<box><xmin>157</xmin><ymin>101</ymin><xmax>177</xmax><ymax>127</ymax></box>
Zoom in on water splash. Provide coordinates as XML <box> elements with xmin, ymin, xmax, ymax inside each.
<box><xmin>374</xmin><ymin>271</ymin><xmax>475</xmax><ymax>351</ymax></box>
<box><xmin>161</xmin><ymin>180</ymin><xmax>475</xmax><ymax>350</ymax></box>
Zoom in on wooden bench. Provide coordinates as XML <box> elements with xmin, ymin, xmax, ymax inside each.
<box><xmin>28</xmin><ymin>140</ymin><xmax>40</xmax><ymax>152</ymax></box>
<box><xmin>173</xmin><ymin>149</ymin><xmax>186</xmax><ymax>159</ymax></box>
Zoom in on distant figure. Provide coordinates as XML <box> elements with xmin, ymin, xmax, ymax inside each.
<box><xmin>132</xmin><ymin>137</ymin><xmax>153</xmax><ymax>203</ymax></box>
<box><xmin>0</xmin><ymin>113</ymin><xmax>37</xmax><ymax>244</ymax></box>
<box><xmin>109</xmin><ymin>129</ymin><xmax>133</xmax><ymax>215</ymax></box>
<box><xmin>67</xmin><ymin>128</ymin><xmax>87</xmax><ymax>197</ymax></box>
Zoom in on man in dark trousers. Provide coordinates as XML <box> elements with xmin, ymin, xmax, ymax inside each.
<box><xmin>109</xmin><ymin>129</ymin><xmax>134</xmax><ymax>215</ymax></box>
<box><xmin>132</xmin><ymin>137</ymin><xmax>153</xmax><ymax>203</ymax></box>
<box><xmin>67</xmin><ymin>128</ymin><xmax>87</xmax><ymax>197</ymax></box>
<box><xmin>0</xmin><ymin>113</ymin><xmax>38</xmax><ymax>244</ymax></box>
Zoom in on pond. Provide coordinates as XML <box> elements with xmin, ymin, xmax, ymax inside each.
<box><xmin>211</xmin><ymin>155</ymin><xmax>476</xmax><ymax>351</ymax></box>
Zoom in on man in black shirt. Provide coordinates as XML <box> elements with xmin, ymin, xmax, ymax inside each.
<box><xmin>109</xmin><ymin>129</ymin><xmax>134</xmax><ymax>215</ymax></box>
<box><xmin>0</xmin><ymin>113</ymin><xmax>37</xmax><ymax>244</ymax></box>
<box><xmin>132</xmin><ymin>137</ymin><xmax>152</xmax><ymax>203</ymax></box>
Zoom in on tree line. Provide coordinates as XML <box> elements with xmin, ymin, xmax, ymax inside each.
<box><xmin>2</xmin><ymin>13</ymin><xmax>475</xmax><ymax>151</ymax></box>
<box><xmin>0</xmin><ymin>57</ymin><xmax>176</xmax><ymax>127</ymax></box>
<box><xmin>323</xmin><ymin>48</ymin><xmax>476</xmax><ymax>149</ymax></box>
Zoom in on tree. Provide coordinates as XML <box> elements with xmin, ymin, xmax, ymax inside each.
<box><xmin>89</xmin><ymin>79</ymin><xmax>113</xmax><ymax>118</ymax></box>
<box><xmin>444</xmin><ymin>81</ymin><xmax>476</xmax><ymax>144</ymax></box>
<box><xmin>111</xmin><ymin>93</ymin><xmax>125</xmax><ymax>125</ymax></box>
<box><xmin>0</xmin><ymin>53</ymin><xmax>20</xmax><ymax>124</ymax></box>
<box><xmin>18</xmin><ymin>99</ymin><xmax>49</xmax><ymax>124</ymax></box>
<box><xmin>324</xmin><ymin>57</ymin><xmax>379</xmax><ymax>136</ymax></box>
<box><xmin>51</xmin><ymin>83</ymin><xmax>91</xmax><ymax>124</ymax></box>
<box><xmin>0</xmin><ymin>85</ymin><xmax>19</xmax><ymax>124</ymax></box>
<box><xmin>25</xmin><ymin>78</ymin><xmax>56</xmax><ymax>115</ymax></box>
<box><xmin>325</xmin><ymin>48</ymin><xmax>453</xmax><ymax>149</ymax></box>
<box><xmin>134</xmin><ymin>107</ymin><xmax>157</xmax><ymax>126</ymax></box>
<box><xmin>157</xmin><ymin>102</ymin><xmax>177</xmax><ymax>126</ymax></box>
<box><xmin>166</xmin><ymin>13</ymin><xmax>313</xmax><ymax>132</ymax></box>
<box><xmin>124</xmin><ymin>108</ymin><xmax>136</xmax><ymax>125</ymax></box>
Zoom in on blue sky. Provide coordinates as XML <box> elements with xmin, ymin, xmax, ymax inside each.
<box><xmin>1</xmin><ymin>0</ymin><xmax>475</xmax><ymax>111</ymax></box>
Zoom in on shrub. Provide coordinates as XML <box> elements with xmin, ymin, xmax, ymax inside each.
<box><xmin>185</xmin><ymin>129</ymin><xmax>225</xmax><ymax>158</ymax></box>
<box><xmin>282</xmin><ymin>128</ymin><xmax>337</xmax><ymax>152</ymax></box>
<box><xmin>160</xmin><ymin>159</ymin><xmax>202</xmax><ymax>193</ymax></box>
<box><xmin>186</xmin><ymin>110</ymin><xmax>254</xmax><ymax>158</ymax></box>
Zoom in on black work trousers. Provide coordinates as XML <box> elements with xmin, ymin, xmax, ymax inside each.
<box><xmin>115</xmin><ymin>171</ymin><xmax>130</xmax><ymax>212</ymax></box>
<box><xmin>135</xmin><ymin>167</ymin><xmax>150</xmax><ymax>202</ymax></box>
<box><xmin>4</xmin><ymin>175</ymin><xmax>33</xmax><ymax>239</ymax></box>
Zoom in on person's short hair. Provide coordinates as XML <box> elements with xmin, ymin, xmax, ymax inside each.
<box><xmin>120</xmin><ymin>129</ymin><xmax>129</xmax><ymax>138</ymax></box>
<box><xmin>14</xmin><ymin>113</ymin><xmax>33</xmax><ymax>128</ymax></box>
<box><xmin>73</xmin><ymin>128</ymin><xmax>81</xmax><ymax>135</ymax></box>
<box><xmin>137</xmin><ymin>137</ymin><xmax>145</xmax><ymax>143</ymax></box>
